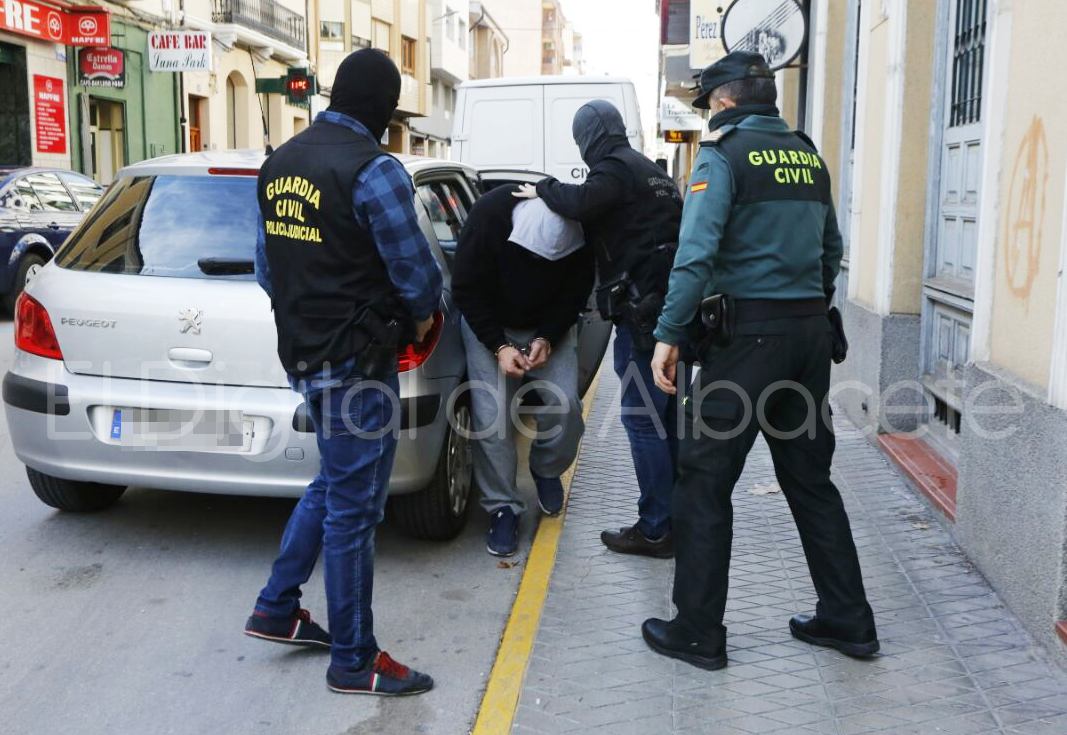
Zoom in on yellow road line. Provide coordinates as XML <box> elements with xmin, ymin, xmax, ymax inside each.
<box><xmin>471</xmin><ymin>368</ymin><xmax>602</xmax><ymax>735</ymax></box>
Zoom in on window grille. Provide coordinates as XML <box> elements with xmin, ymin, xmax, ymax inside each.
<box><xmin>949</xmin><ymin>0</ymin><xmax>987</xmax><ymax>127</ymax></box>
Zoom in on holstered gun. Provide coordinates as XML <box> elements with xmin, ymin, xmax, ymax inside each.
<box><xmin>355</xmin><ymin>308</ymin><xmax>401</xmax><ymax>379</ymax></box>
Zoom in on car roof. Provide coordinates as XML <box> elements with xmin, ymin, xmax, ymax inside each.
<box><xmin>0</xmin><ymin>166</ymin><xmax>97</xmax><ymax>190</ymax></box>
<box><xmin>459</xmin><ymin>75</ymin><xmax>634</xmax><ymax>89</ymax></box>
<box><xmin>116</xmin><ymin>149</ymin><xmax>480</xmax><ymax>179</ymax></box>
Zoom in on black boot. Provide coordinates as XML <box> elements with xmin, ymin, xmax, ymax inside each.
<box><xmin>601</xmin><ymin>525</ymin><xmax>673</xmax><ymax>558</ymax></box>
<box><xmin>789</xmin><ymin>614</ymin><xmax>879</xmax><ymax>658</ymax></box>
<box><xmin>641</xmin><ymin>618</ymin><xmax>727</xmax><ymax>671</ymax></box>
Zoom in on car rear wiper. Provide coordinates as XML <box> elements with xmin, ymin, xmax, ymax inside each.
<box><xmin>198</xmin><ymin>258</ymin><xmax>255</xmax><ymax>276</ymax></box>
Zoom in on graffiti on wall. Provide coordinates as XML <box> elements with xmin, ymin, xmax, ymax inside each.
<box><xmin>1003</xmin><ymin>116</ymin><xmax>1048</xmax><ymax>300</ymax></box>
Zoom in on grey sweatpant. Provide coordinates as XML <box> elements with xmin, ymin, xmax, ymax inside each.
<box><xmin>460</xmin><ymin>319</ymin><xmax>585</xmax><ymax>516</ymax></box>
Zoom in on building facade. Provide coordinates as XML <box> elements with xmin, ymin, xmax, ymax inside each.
<box><xmin>468</xmin><ymin>1</ymin><xmax>507</xmax><ymax>80</ymax></box>
<box><xmin>805</xmin><ymin>0</ymin><xmax>1067</xmax><ymax>664</ymax></box>
<box><xmin>180</xmin><ymin>0</ymin><xmax>310</xmax><ymax>155</ymax></box>
<box><xmin>0</xmin><ymin>2</ymin><xmax>183</xmax><ymax>178</ymax></box>
<box><xmin>310</xmin><ymin>0</ymin><xmax>430</xmax><ymax>154</ymax></box>
<box><xmin>409</xmin><ymin>0</ymin><xmax>469</xmax><ymax>158</ymax></box>
<box><xmin>0</xmin><ymin>1</ymin><xmax>89</xmax><ymax>169</ymax></box>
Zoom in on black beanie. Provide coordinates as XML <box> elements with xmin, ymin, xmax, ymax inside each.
<box><xmin>328</xmin><ymin>48</ymin><xmax>401</xmax><ymax>141</ymax></box>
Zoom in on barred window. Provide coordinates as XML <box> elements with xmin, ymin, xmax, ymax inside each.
<box><xmin>949</xmin><ymin>0</ymin><xmax>987</xmax><ymax>127</ymax></box>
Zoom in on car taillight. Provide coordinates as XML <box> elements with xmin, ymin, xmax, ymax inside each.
<box><xmin>15</xmin><ymin>293</ymin><xmax>63</xmax><ymax>360</ymax></box>
<box><xmin>398</xmin><ymin>311</ymin><xmax>444</xmax><ymax>372</ymax></box>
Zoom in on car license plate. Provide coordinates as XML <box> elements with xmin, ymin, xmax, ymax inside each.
<box><xmin>111</xmin><ymin>408</ymin><xmax>253</xmax><ymax>452</ymax></box>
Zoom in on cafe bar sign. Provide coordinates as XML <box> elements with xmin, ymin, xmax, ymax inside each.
<box><xmin>0</xmin><ymin>0</ymin><xmax>110</xmax><ymax>46</ymax></box>
<box><xmin>147</xmin><ymin>30</ymin><xmax>212</xmax><ymax>72</ymax></box>
<box><xmin>78</xmin><ymin>47</ymin><xmax>125</xmax><ymax>88</ymax></box>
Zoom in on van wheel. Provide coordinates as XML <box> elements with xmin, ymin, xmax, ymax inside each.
<box><xmin>4</xmin><ymin>253</ymin><xmax>47</xmax><ymax>312</ymax></box>
<box><xmin>26</xmin><ymin>467</ymin><xmax>126</xmax><ymax>512</ymax></box>
<box><xmin>389</xmin><ymin>397</ymin><xmax>473</xmax><ymax>541</ymax></box>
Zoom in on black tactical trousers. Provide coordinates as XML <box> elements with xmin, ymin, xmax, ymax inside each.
<box><xmin>672</xmin><ymin>315</ymin><xmax>876</xmax><ymax>646</ymax></box>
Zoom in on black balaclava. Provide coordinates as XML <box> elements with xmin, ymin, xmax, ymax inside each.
<box><xmin>328</xmin><ymin>48</ymin><xmax>401</xmax><ymax>141</ymax></box>
<box><xmin>572</xmin><ymin>100</ymin><xmax>630</xmax><ymax>167</ymax></box>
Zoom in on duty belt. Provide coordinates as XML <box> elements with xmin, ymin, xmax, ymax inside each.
<box><xmin>732</xmin><ymin>298</ymin><xmax>827</xmax><ymax>323</ymax></box>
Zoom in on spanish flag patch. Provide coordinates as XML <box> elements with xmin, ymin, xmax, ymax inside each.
<box><xmin>690</xmin><ymin>181</ymin><xmax>708</xmax><ymax>193</ymax></box>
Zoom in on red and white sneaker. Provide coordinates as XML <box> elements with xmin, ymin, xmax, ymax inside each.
<box><xmin>327</xmin><ymin>651</ymin><xmax>434</xmax><ymax>696</ymax></box>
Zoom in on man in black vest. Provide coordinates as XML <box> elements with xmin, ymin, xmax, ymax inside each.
<box><xmin>516</xmin><ymin>100</ymin><xmax>686</xmax><ymax>559</ymax></box>
<box><xmin>244</xmin><ymin>49</ymin><xmax>442</xmax><ymax>696</ymax></box>
<box><xmin>644</xmin><ymin>51</ymin><xmax>878</xmax><ymax>671</ymax></box>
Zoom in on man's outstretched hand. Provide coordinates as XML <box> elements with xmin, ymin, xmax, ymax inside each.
<box><xmin>651</xmin><ymin>342</ymin><xmax>679</xmax><ymax>395</ymax></box>
<box><xmin>512</xmin><ymin>183</ymin><xmax>538</xmax><ymax>199</ymax></box>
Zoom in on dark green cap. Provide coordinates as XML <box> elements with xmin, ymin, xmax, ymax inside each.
<box><xmin>692</xmin><ymin>50</ymin><xmax>774</xmax><ymax>110</ymax></box>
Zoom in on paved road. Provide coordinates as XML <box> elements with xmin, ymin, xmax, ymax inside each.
<box><xmin>0</xmin><ymin>321</ymin><xmax>530</xmax><ymax>735</ymax></box>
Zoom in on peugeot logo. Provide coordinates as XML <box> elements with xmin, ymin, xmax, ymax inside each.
<box><xmin>178</xmin><ymin>308</ymin><xmax>203</xmax><ymax>335</ymax></box>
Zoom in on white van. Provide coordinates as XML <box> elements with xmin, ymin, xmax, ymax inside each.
<box><xmin>452</xmin><ymin>76</ymin><xmax>644</xmax><ymax>183</ymax></box>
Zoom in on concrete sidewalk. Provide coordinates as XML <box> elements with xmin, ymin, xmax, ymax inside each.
<box><xmin>511</xmin><ymin>365</ymin><xmax>1067</xmax><ymax>735</ymax></box>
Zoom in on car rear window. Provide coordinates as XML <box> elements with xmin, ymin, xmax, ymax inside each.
<box><xmin>55</xmin><ymin>174</ymin><xmax>260</xmax><ymax>279</ymax></box>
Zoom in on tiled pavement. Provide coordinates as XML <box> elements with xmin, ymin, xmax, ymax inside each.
<box><xmin>511</xmin><ymin>364</ymin><xmax>1067</xmax><ymax>734</ymax></box>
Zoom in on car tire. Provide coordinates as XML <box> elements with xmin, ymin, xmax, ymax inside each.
<box><xmin>4</xmin><ymin>253</ymin><xmax>48</xmax><ymax>313</ymax></box>
<box><xmin>26</xmin><ymin>467</ymin><xmax>126</xmax><ymax>512</ymax></box>
<box><xmin>389</xmin><ymin>395</ymin><xmax>474</xmax><ymax>541</ymax></box>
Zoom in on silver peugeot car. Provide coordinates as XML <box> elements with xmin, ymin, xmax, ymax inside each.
<box><xmin>2</xmin><ymin>150</ymin><xmax>609</xmax><ymax>540</ymax></box>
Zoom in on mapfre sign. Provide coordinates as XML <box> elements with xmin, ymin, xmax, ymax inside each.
<box><xmin>148</xmin><ymin>31</ymin><xmax>212</xmax><ymax>72</ymax></box>
<box><xmin>0</xmin><ymin>0</ymin><xmax>110</xmax><ymax>46</ymax></box>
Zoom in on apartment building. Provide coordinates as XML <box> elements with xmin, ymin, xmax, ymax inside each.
<box><xmin>409</xmin><ymin>0</ymin><xmax>469</xmax><ymax>157</ymax></box>
<box><xmin>310</xmin><ymin>0</ymin><xmax>430</xmax><ymax>154</ymax></box>
<box><xmin>182</xmin><ymin>0</ymin><xmax>311</xmax><ymax>154</ymax></box>
<box><xmin>468</xmin><ymin>2</ymin><xmax>508</xmax><ymax>80</ymax></box>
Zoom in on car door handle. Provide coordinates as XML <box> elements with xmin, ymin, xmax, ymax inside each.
<box><xmin>47</xmin><ymin>222</ymin><xmax>60</xmax><ymax>230</ymax></box>
<box><xmin>168</xmin><ymin>347</ymin><xmax>213</xmax><ymax>367</ymax></box>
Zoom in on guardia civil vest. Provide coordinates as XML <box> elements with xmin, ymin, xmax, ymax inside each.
<box><xmin>708</xmin><ymin>125</ymin><xmax>831</xmax><ymax>207</ymax></box>
<box><xmin>257</xmin><ymin>121</ymin><xmax>409</xmax><ymax>377</ymax></box>
<box><xmin>695</xmin><ymin>120</ymin><xmax>835</xmax><ymax>301</ymax></box>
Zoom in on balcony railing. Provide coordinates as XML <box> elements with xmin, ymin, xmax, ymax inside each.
<box><xmin>213</xmin><ymin>0</ymin><xmax>307</xmax><ymax>51</ymax></box>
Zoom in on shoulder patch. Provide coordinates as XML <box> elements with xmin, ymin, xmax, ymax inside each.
<box><xmin>700</xmin><ymin>124</ymin><xmax>736</xmax><ymax>147</ymax></box>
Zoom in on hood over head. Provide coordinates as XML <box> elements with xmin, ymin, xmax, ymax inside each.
<box><xmin>572</xmin><ymin>100</ymin><xmax>630</xmax><ymax>166</ymax></box>
<box><xmin>509</xmin><ymin>198</ymin><xmax>585</xmax><ymax>261</ymax></box>
<box><xmin>328</xmin><ymin>49</ymin><xmax>400</xmax><ymax>141</ymax></box>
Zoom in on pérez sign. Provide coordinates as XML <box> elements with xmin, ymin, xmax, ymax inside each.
<box><xmin>148</xmin><ymin>30</ymin><xmax>212</xmax><ymax>72</ymax></box>
<box><xmin>79</xmin><ymin>47</ymin><xmax>125</xmax><ymax>88</ymax></box>
<box><xmin>722</xmin><ymin>0</ymin><xmax>807</xmax><ymax>71</ymax></box>
<box><xmin>33</xmin><ymin>74</ymin><xmax>66</xmax><ymax>155</ymax></box>
<box><xmin>0</xmin><ymin>0</ymin><xmax>110</xmax><ymax>46</ymax></box>
<box><xmin>690</xmin><ymin>0</ymin><xmax>726</xmax><ymax>69</ymax></box>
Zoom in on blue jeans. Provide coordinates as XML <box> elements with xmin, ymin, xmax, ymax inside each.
<box><xmin>255</xmin><ymin>366</ymin><xmax>400</xmax><ymax>671</ymax></box>
<box><xmin>612</xmin><ymin>325</ymin><xmax>686</xmax><ymax>539</ymax></box>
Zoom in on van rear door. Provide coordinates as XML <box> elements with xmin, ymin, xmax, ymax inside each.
<box><xmin>544</xmin><ymin>84</ymin><xmax>631</xmax><ymax>184</ymax></box>
<box><xmin>454</xmin><ymin>86</ymin><xmax>545</xmax><ymax>172</ymax></box>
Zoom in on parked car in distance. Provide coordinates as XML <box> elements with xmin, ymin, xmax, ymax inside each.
<box><xmin>2</xmin><ymin>150</ymin><xmax>611</xmax><ymax>541</ymax></box>
<box><xmin>0</xmin><ymin>167</ymin><xmax>104</xmax><ymax>311</ymax></box>
<box><xmin>452</xmin><ymin>75</ymin><xmax>644</xmax><ymax>184</ymax></box>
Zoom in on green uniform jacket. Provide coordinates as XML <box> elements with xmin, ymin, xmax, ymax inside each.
<box><xmin>654</xmin><ymin>115</ymin><xmax>844</xmax><ymax>346</ymax></box>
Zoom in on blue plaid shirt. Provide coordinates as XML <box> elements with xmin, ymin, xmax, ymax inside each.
<box><xmin>255</xmin><ymin>111</ymin><xmax>442</xmax><ymax>322</ymax></box>
<box><xmin>255</xmin><ymin>112</ymin><xmax>443</xmax><ymax>385</ymax></box>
